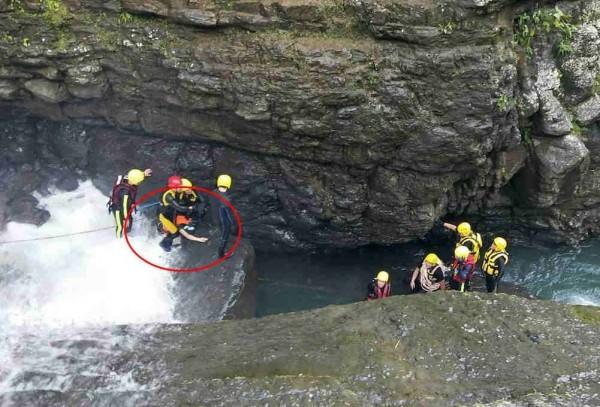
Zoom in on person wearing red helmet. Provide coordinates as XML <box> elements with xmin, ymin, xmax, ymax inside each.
<box><xmin>158</xmin><ymin>175</ymin><xmax>208</xmax><ymax>252</ymax></box>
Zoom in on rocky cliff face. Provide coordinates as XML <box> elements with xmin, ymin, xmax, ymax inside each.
<box><xmin>0</xmin><ymin>0</ymin><xmax>599</xmax><ymax>250</ymax></box>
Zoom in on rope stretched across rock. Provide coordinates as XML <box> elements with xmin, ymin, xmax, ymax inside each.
<box><xmin>0</xmin><ymin>201</ymin><xmax>160</xmax><ymax>245</ymax></box>
<box><xmin>0</xmin><ymin>226</ymin><xmax>114</xmax><ymax>245</ymax></box>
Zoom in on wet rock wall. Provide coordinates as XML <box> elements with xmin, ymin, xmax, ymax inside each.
<box><xmin>0</xmin><ymin>0</ymin><xmax>599</xmax><ymax>250</ymax></box>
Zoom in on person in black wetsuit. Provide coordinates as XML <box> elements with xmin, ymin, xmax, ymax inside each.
<box><xmin>208</xmin><ymin>174</ymin><xmax>235</xmax><ymax>258</ymax></box>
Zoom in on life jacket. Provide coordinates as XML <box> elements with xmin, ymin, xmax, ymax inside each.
<box><xmin>160</xmin><ymin>190</ymin><xmax>178</xmax><ymax>220</ymax></box>
<box><xmin>367</xmin><ymin>280</ymin><xmax>391</xmax><ymax>301</ymax></box>
<box><xmin>162</xmin><ymin>214</ymin><xmax>192</xmax><ymax>235</ymax></box>
<box><xmin>482</xmin><ymin>248</ymin><xmax>509</xmax><ymax>277</ymax></box>
<box><xmin>451</xmin><ymin>254</ymin><xmax>475</xmax><ymax>283</ymax></box>
<box><xmin>178</xmin><ymin>190</ymin><xmax>198</xmax><ymax>206</ymax></box>
<box><xmin>457</xmin><ymin>232</ymin><xmax>483</xmax><ymax>262</ymax></box>
<box><xmin>428</xmin><ymin>264</ymin><xmax>445</xmax><ymax>282</ymax></box>
<box><xmin>107</xmin><ymin>175</ymin><xmax>137</xmax><ymax>214</ymax></box>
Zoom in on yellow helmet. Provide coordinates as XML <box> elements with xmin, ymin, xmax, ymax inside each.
<box><xmin>493</xmin><ymin>237</ymin><xmax>507</xmax><ymax>251</ymax></box>
<box><xmin>217</xmin><ymin>174</ymin><xmax>232</xmax><ymax>189</ymax></box>
<box><xmin>127</xmin><ymin>169</ymin><xmax>145</xmax><ymax>186</ymax></box>
<box><xmin>454</xmin><ymin>245</ymin><xmax>470</xmax><ymax>260</ymax></box>
<box><xmin>457</xmin><ymin>222</ymin><xmax>471</xmax><ymax>236</ymax></box>
<box><xmin>376</xmin><ymin>271</ymin><xmax>389</xmax><ymax>283</ymax></box>
<box><xmin>181</xmin><ymin>178</ymin><xmax>193</xmax><ymax>188</ymax></box>
<box><xmin>425</xmin><ymin>253</ymin><xmax>440</xmax><ymax>264</ymax></box>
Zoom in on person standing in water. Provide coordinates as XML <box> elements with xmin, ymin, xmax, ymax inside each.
<box><xmin>367</xmin><ymin>271</ymin><xmax>392</xmax><ymax>301</ymax></box>
<box><xmin>108</xmin><ymin>168</ymin><xmax>152</xmax><ymax>238</ymax></box>
<box><xmin>481</xmin><ymin>237</ymin><xmax>509</xmax><ymax>293</ymax></box>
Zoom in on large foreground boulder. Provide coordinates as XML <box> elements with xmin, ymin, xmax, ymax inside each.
<box><xmin>6</xmin><ymin>293</ymin><xmax>597</xmax><ymax>406</ymax></box>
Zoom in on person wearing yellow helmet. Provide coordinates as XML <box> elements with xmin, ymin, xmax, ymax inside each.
<box><xmin>367</xmin><ymin>271</ymin><xmax>391</xmax><ymax>301</ymax></box>
<box><xmin>409</xmin><ymin>253</ymin><xmax>449</xmax><ymax>293</ymax></box>
<box><xmin>449</xmin><ymin>245</ymin><xmax>476</xmax><ymax>292</ymax></box>
<box><xmin>440</xmin><ymin>221</ymin><xmax>483</xmax><ymax>263</ymax></box>
<box><xmin>208</xmin><ymin>174</ymin><xmax>235</xmax><ymax>258</ymax></box>
<box><xmin>108</xmin><ymin>168</ymin><xmax>152</xmax><ymax>238</ymax></box>
<box><xmin>177</xmin><ymin>178</ymin><xmax>207</xmax><ymax>228</ymax></box>
<box><xmin>481</xmin><ymin>237</ymin><xmax>509</xmax><ymax>293</ymax></box>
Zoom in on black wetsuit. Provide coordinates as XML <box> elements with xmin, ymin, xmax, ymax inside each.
<box><xmin>208</xmin><ymin>188</ymin><xmax>234</xmax><ymax>258</ymax></box>
<box><xmin>159</xmin><ymin>191</ymin><xmax>193</xmax><ymax>252</ymax></box>
<box><xmin>111</xmin><ymin>182</ymin><xmax>138</xmax><ymax>239</ymax></box>
<box><xmin>178</xmin><ymin>190</ymin><xmax>206</xmax><ymax>226</ymax></box>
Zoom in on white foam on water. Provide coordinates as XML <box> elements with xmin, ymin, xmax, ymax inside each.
<box><xmin>0</xmin><ymin>180</ymin><xmax>175</xmax><ymax>327</ymax></box>
<box><xmin>553</xmin><ymin>291</ymin><xmax>600</xmax><ymax>307</ymax></box>
<box><xmin>0</xmin><ymin>181</ymin><xmax>177</xmax><ymax>399</ymax></box>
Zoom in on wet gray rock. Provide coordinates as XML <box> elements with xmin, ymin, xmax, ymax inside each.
<box><xmin>3</xmin><ymin>294</ymin><xmax>597</xmax><ymax>407</ymax></box>
<box><xmin>520</xmin><ymin>135</ymin><xmax>589</xmax><ymax>208</ymax></box>
<box><xmin>0</xmin><ymin>80</ymin><xmax>19</xmax><ymax>100</ymax></box>
<box><xmin>0</xmin><ymin>0</ymin><xmax>599</xmax><ymax>248</ymax></box>
<box><xmin>6</xmin><ymin>194</ymin><xmax>50</xmax><ymax>226</ymax></box>
<box><xmin>573</xmin><ymin>94</ymin><xmax>600</xmax><ymax>125</ymax></box>
<box><xmin>537</xmin><ymin>91</ymin><xmax>573</xmax><ymax>136</ymax></box>
<box><xmin>23</xmin><ymin>79</ymin><xmax>69</xmax><ymax>104</ymax></box>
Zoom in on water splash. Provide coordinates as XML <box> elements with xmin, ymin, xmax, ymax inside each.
<box><xmin>0</xmin><ymin>181</ymin><xmax>176</xmax><ymax>401</ymax></box>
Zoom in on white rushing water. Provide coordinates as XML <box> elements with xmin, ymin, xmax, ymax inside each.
<box><xmin>0</xmin><ymin>181</ymin><xmax>176</xmax><ymax>401</ymax></box>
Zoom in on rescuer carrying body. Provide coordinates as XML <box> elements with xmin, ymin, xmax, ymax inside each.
<box><xmin>158</xmin><ymin>175</ymin><xmax>208</xmax><ymax>252</ymax></box>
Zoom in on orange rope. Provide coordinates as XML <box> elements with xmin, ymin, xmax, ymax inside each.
<box><xmin>0</xmin><ymin>226</ymin><xmax>114</xmax><ymax>245</ymax></box>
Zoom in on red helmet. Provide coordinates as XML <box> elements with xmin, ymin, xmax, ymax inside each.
<box><xmin>167</xmin><ymin>175</ymin><xmax>182</xmax><ymax>188</ymax></box>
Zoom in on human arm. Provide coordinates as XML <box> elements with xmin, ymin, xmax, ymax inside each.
<box><xmin>366</xmin><ymin>280</ymin><xmax>376</xmax><ymax>300</ymax></box>
<box><xmin>462</xmin><ymin>240</ymin><xmax>475</xmax><ymax>252</ymax></box>
<box><xmin>496</xmin><ymin>257</ymin><xmax>506</xmax><ymax>280</ymax></box>
<box><xmin>165</xmin><ymin>193</ymin><xmax>194</xmax><ymax>213</ymax></box>
<box><xmin>409</xmin><ymin>266</ymin><xmax>419</xmax><ymax>290</ymax></box>
<box><xmin>179</xmin><ymin>228</ymin><xmax>208</xmax><ymax>243</ymax></box>
<box><xmin>442</xmin><ymin>222</ymin><xmax>457</xmax><ymax>231</ymax></box>
<box><xmin>143</xmin><ymin>168</ymin><xmax>152</xmax><ymax>177</ymax></box>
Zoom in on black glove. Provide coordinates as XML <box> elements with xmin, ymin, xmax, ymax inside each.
<box><xmin>434</xmin><ymin>219</ymin><xmax>443</xmax><ymax>228</ymax></box>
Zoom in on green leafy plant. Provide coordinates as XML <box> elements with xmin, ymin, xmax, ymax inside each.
<box><xmin>118</xmin><ymin>12</ymin><xmax>133</xmax><ymax>25</ymax></box>
<box><xmin>496</xmin><ymin>95</ymin><xmax>518</xmax><ymax>112</ymax></box>
<box><xmin>22</xmin><ymin>37</ymin><xmax>30</xmax><ymax>47</ymax></box>
<box><xmin>557</xmin><ymin>38</ymin><xmax>573</xmax><ymax>56</ymax></box>
<box><xmin>521</xmin><ymin>125</ymin><xmax>532</xmax><ymax>146</ymax></box>
<box><xmin>40</xmin><ymin>0</ymin><xmax>70</xmax><ymax>26</ymax></box>
<box><xmin>437</xmin><ymin>22</ymin><xmax>457</xmax><ymax>34</ymax></box>
<box><xmin>8</xmin><ymin>0</ymin><xmax>24</xmax><ymax>12</ymax></box>
<box><xmin>513</xmin><ymin>6</ymin><xmax>577</xmax><ymax>58</ymax></box>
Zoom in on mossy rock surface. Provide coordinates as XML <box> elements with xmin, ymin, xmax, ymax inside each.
<box><xmin>142</xmin><ymin>293</ymin><xmax>600</xmax><ymax>406</ymax></box>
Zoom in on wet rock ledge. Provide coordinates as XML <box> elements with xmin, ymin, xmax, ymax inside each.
<box><xmin>127</xmin><ymin>294</ymin><xmax>600</xmax><ymax>405</ymax></box>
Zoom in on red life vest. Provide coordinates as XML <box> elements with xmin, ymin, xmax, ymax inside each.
<box><xmin>451</xmin><ymin>254</ymin><xmax>475</xmax><ymax>283</ymax></box>
<box><xmin>110</xmin><ymin>180</ymin><xmax>138</xmax><ymax>208</ymax></box>
<box><xmin>367</xmin><ymin>282</ymin><xmax>391</xmax><ymax>301</ymax></box>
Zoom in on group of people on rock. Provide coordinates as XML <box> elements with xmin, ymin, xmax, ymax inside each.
<box><xmin>367</xmin><ymin>221</ymin><xmax>510</xmax><ymax>301</ymax></box>
<box><xmin>107</xmin><ymin>168</ymin><xmax>235</xmax><ymax>258</ymax></box>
